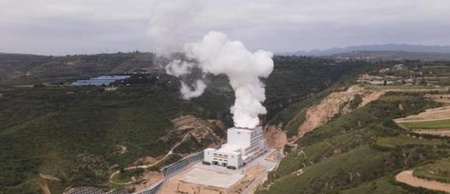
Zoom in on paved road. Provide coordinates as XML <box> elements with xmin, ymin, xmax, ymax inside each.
<box><xmin>241</xmin><ymin>149</ymin><xmax>280</xmax><ymax>194</ymax></box>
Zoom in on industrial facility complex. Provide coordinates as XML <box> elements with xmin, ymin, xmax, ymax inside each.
<box><xmin>203</xmin><ymin>126</ymin><xmax>267</xmax><ymax>169</ymax></box>
<box><xmin>71</xmin><ymin>75</ymin><xmax>130</xmax><ymax>86</ymax></box>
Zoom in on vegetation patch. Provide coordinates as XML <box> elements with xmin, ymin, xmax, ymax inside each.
<box><xmin>111</xmin><ymin>168</ymin><xmax>144</xmax><ymax>184</ymax></box>
<box><xmin>376</xmin><ymin>135</ymin><xmax>442</xmax><ymax>149</ymax></box>
<box><xmin>400</xmin><ymin>119</ymin><xmax>450</xmax><ymax>130</ymax></box>
<box><xmin>341</xmin><ymin>176</ymin><xmax>409</xmax><ymax>194</ymax></box>
<box><xmin>260</xmin><ymin>92</ymin><xmax>448</xmax><ymax>193</ymax></box>
<box><xmin>260</xmin><ymin>146</ymin><xmax>391</xmax><ymax>194</ymax></box>
<box><xmin>413</xmin><ymin>158</ymin><xmax>450</xmax><ymax>183</ymax></box>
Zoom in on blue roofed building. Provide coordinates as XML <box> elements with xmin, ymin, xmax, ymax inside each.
<box><xmin>71</xmin><ymin>75</ymin><xmax>130</xmax><ymax>86</ymax></box>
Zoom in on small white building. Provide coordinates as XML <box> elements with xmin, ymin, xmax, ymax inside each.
<box><xmin>203</xmin><ymin>126</ymin><xmax>266</xmax><ymax>169</ymax></box>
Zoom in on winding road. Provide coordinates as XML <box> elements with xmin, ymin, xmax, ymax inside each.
<box><xmin>109</xmin><ymin>133</ymin><xmax>192</xmax><ymax>185</ymax></box>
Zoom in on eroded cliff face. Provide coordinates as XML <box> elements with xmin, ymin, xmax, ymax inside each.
<box><xmin>264</xmin><ymin>124</ymin><xmax>288</xmax><ymax>149</ymax></box>
<box><xmin>297</xmin><ymin>85</ymin><xmax>385</xmax><ymax>138</ymax></box>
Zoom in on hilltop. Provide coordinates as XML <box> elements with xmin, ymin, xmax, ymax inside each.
<box><xmin>289</xmin><ymin>44</ymin><xmax>450</xmax><ymax>56</ymax></box>
<box><xmin>0</xmin><ymin>52</ymin><xmax>159</xmax><ymax>86</ymax></box>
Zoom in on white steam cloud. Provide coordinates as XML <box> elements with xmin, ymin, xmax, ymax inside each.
<box><xmin>149</xmin><ymin>0</ymin><xmax>274</xmax><ymax>128</ymax></box>
<box><xmin>180</xmin><ymin>80</ymin><xmax>207</xmax><ymax>99</ymax></box>
<box><xmin>166</xmin><ymin>31</ymin><xmax>274</xmax><ymax>128</ymax></box>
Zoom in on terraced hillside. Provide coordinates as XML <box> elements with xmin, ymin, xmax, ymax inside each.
<box><xmin>258</xmin><ymin>91</ymin><xmax>450</xmax><ymax>193</ymax></box>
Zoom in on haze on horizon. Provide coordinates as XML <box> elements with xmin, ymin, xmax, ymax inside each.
<box><xmin>1</xmin><ymin>0</ymin><xmax>449</xmax><ymax>55</ymax></box>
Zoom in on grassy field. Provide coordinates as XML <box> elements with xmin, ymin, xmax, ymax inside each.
<box><xmin>400</xmin><ymin>119</ymin><xmax>450</xmax><ymax>130</ymax></box>
<box><xmin>413</xmin><ymin>158</ymin><xmax>450</xmax><ymax>183</ymax></box>
<box><xmin>376</xmin><ymin>135</ymin><xmax>442</xmax><ymax>149</ymax></box>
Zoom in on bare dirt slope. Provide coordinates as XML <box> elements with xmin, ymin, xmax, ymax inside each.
<box><xmin>396</xmin><ymin>170</ymin><xmax>450</xmax><ymax>193</ymax></box>
<box><xmin>297</xmin><ymin>85</ymin><xmax>384</xmax><ymax>138</ymax></box>
<box><xmin>169</xmin><ymin>115</ymin><xmax>225</xmax><ymax>149</ymax></box>
<box><xmin>264</xmin><ymin>125</ymin><xmax>287</xmax><ymax>149</ymax></box>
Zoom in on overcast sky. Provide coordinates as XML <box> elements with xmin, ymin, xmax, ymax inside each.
<box><xmin>1</xmin><ymin>0</ymin><xmax>449</xmax><ymax>55</ymax></box>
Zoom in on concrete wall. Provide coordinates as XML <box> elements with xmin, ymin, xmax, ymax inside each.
<box><xmin>134</xmin><ymin>152</ymin><xmax>203</xmax><ymax>194</ymax></box>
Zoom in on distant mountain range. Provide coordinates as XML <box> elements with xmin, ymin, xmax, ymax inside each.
<box><xmin>286</xmin><ymin>44</ymin><xmax>450</xmax><ymax>56</ymax></box>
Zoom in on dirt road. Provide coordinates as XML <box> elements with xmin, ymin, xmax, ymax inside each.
<box><xmin>109</xmin><ymin>132</ymin><xmax>192</xmax><ymax>185</ymax></box>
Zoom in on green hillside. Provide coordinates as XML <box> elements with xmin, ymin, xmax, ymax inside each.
<box><xmin>0</xmin><ymin>81</ymin><xmax>233</xmax><ymax>193</ymax></box>
<box><xmin>258</xmin><ymin>92</ymin><xmax>450</xmax><ymax>193</ymax></box>
<box><xmin>5</xmin><ymin>53</ymin><xmax>448</xmax><ymax>193</ymax></box>
<box><xmin>0</xmin><ymin>54</ymin><xmax>370</xmax><ymax>193</ymax></box>
<box><xmin>0</xmin><ymin>52</ymin><xmax>156</xmax><ymax>85</ymax></box>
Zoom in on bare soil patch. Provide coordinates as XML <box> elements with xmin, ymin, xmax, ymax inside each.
<box><xmin>264</xmin><ymin>125</ymin><xmax>287</xmax><ymax>149</ymax></box>
<box><xmin>133</xmin><ymin>156</ymin><xmax>157</xmax><ymax>166</ymax></box>
<box><xmin>396</xmin><ymin>170</ymin><xmax>450</xmax><ymax>193</ymax></box>
<box><xmin>159</xmin><ymin>165</ymin><xmax>230</xmax><ymax>194</ymax></box>
<box><xmin>297</xmin><ymin>85</ymin><xmax>384</xmax><ymax>138</ymax></box>
<box><xmin>229</xmin><ymin>165</ymin><xmax>265</xmax><ymax>194</ymax></box>
<box><xmin>41</xmin><ymin>183</ymin><xmax>51</xmax><ymax>194</ymax></box>
<box><xmin>395</xmin><ymin>106</ymin><xmax>450</xmax><ymax>123</ymax></box>
<box><xmin>116</xmin><ymin>145</ymin><xmax>127</xmax><ymax>155</ymax></box>
<box><xmin>168</xmin><ymin>115</ymin><xmax>224</xmax><ymax>148</ymax></box>
<box><xmin>359</xmin><ymin>90</ymin><xmax>385</xmax><ymax>107</ymax></box>
<box><xmin>39</xmin><ymin>173</ymin><xmax>60</xmax><ymax>181</ymax></box>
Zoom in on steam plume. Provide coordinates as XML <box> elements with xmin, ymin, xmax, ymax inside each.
<box><xmin>166</xmin><ymin>31</ymin><xmax>274</xmax><ymax>128</ymax></box>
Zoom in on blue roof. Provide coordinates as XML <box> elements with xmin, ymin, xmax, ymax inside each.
<box><xmin>71</xmin><ymin>75</ymin><xmax>130</xmax><ymax>86</ymax></box>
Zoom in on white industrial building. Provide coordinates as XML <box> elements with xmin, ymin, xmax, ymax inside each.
<box><xmin>203</xmin><ymin>126</ymin><xmax>266</xmax><ymax>169</ymax></box>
